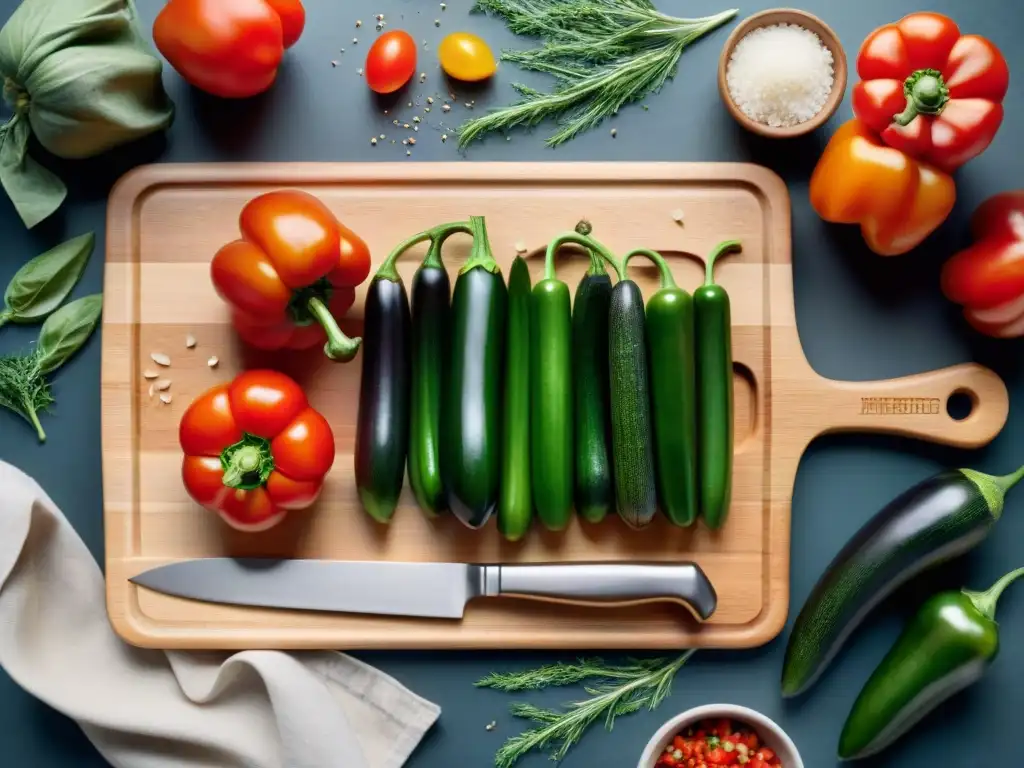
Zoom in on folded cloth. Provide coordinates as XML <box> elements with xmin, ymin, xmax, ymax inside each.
<box><xmin>0</xmin><ymin>460</ymin><xmax>440</xmax><ymax>768</ymax></box>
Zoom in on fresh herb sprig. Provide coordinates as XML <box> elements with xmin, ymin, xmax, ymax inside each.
<box><xmin>0</xmin><ymin>232</ymin><xmax>95</xmax><ymax>328</ymax></box>
<box><xmin>459</xmin><ymin>0</ymin><xmax>738</xmax><ymax>148</ymax></box>
<box><xmin>478</xmin><ymin>651</ymin><xmax>696</xmax><ymax>767</ymax></box>
<box><xmin>0</xmin><ymin>294</ymin><xmax>103</xmax><ymax>442</ymax></box>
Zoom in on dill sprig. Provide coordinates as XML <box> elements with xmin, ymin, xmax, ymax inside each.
<box><xmin>477</xmin><ymin>651</ymin><xmax>696</xmax><ymax>767</ymax></box>
<box><xmin>458</xmin><ymin>0</ymin><xmax>738</xmax><ymax>147</ymax></box>
<box><xmin>0</xmin><ymin>351</ymin><xmax>54</xmax><ymax>442</ymax></box>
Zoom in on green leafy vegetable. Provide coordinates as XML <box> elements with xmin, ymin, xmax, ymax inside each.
<box><xmin>0</xmin><ymin>232</ymin><xmax>95</xmax><ymax>327</ymax></box>
<box><xmin>477</xmin><ymin>651</ymin><xmax>695</xmax><ymax>767</ymax></box>
<box><xmin>0</xmin><ymin>293</ymin><xmax>102</xmax><ymax>442</ymax></box>
<box><xmin>35</xmin><ymin>294</ymin><xmax>103</xmax><ymax>375</ymax></box>
<box><xmin>459</xmin><ymin>0</ymin><xmax>737</xmax><ymax>148</ymax></box>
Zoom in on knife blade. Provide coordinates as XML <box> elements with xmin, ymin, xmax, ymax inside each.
<box><xmin>130</xmin><ymin>559</ymin><xmax>717</xmax><ymax>620</ymax></box>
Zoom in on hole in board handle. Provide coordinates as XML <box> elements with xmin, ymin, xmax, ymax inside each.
<box><xmin>946</xmin><ymin>389</ymin><xmax>977</xmax><ymax>422</ymax></box>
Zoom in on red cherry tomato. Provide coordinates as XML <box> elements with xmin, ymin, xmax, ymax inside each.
<box><xmin>365</xmin><ymin>30</ymin><xmax>417</xmax><ymax>94</ymax></box>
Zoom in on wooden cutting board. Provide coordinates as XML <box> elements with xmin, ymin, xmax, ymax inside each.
<box><xmin>102</xmin><ymin>162</ymin><xmax>1009</xmax><ymax>650</ymax></box>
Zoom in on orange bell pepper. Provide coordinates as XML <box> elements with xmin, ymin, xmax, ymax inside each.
<box><xmin>810</xmin><ymin>119</ymin><xmax>956</xmax><ymax>257</ymax></box>
<box><xmin>210</xmin><ymin>189</ymin><xmax>371</xmax><ymax>361</ymax></box>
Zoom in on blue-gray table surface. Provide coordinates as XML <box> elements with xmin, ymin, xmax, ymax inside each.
<box><xmin>1</xmin><ymin>0</ymin><xmax>1021</xmax><ymax>766</ymax></box>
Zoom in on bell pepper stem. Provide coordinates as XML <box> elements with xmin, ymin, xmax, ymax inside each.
<box><xmin>220</xmin><ymin>433</ymin><xmax>275</xmax><ymax>490</ymax></box>
<box><xmin>894</xmin><ymin>68</ymin><xmax>950</xmax><ymax>127</ymax></box>
<box><xmin>705</xmin><ymin>240</ymin><xmax>742</xmax><ymax>286</ymax></box>
<box><xmin>963</xmin><ymin>567</ymin><xmax>1024</xmax><ymax>622</ymax></box>
<box><xmin>623</xmin><ymin>248</ymin><xmax>678</xmax><ymax>290</ymax></box>
<box><xmin>306</xmin><ymin>295</ymin><xmax>362</xmax><ymax>362</ymax></box>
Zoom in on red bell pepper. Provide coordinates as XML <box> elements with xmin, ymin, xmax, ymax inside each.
<box><xmin>210</xmin><ymin>189</ymin><xmax>371</xmax><ymax>361</ymax></box>
<box><xmin>154</xmin><ymin>0</ymin><xmax>306</xmax><ymax>99</ymax></box>
<box><xmin>180</xmin><ymin>370</ymin><xmax>335</xmax><ymax>531</ymax></box>
<box><xmin>941</xmin><ymin>191</ymin><xmax>1024</xmax><ymax>338</ymax></box>
<box><xmin>852</xmin><ymin>12</ymin><xmax>1009</xmax><ymax>173</ymax></box>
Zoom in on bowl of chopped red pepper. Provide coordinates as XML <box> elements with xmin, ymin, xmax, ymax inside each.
<box><xmin>639</xmin><ymin>704</ymin><xmax>802</xmax><ymax>768</ymax></box>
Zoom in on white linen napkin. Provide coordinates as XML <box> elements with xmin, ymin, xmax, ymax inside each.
<box><xmin>0</xmin><ymin>459</ymin><xmax>441</xmax><ymax>768</ymax></box>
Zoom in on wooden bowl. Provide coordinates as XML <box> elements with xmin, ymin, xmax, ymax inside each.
<box><xmin>717</xmin><ymin>8</ymin><xmax>847</xmax><ymax>138</ymax></box>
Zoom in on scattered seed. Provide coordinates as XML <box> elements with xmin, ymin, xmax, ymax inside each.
<box><xmin>485</xmin><ymin>721</ymin><xmax>497</xmax><ymax>731</ymax></box>
<box><xmin>407</xmin><ymin>101</ymin><xmax>413</xmax><ymax>107</ymax></box>
<box><xmin>393</xmin><ymin>119</ymin><xmax>399</xmax><ymax>126</ymax></box>
<box><xmin>442</xmin><ymin>104</ymin><xmax>451</xmax><ymax>113</ymax></box>
<box><xmin>515</xmin><ymin>241</ymin><xmax>527</xmax><ymax>254</ymax></box>
<box><xmin>150</xmin><ymin>352</ymin><xmax>171</xmax><ymax>367</ymax></box>
<box><xmin>420</xmin><ymin>73</ymin><xmax>427</xmax><ymax>82</ymax></box>
<box><xmin>375</xmin><ymin>23</ymin><xmax>383</xmax><ymax>31</ymax></box>
<box><xmin>610</xmin><ymin>128</ymin><xmax>617</xmax><ymax>138</ymax></box>
<box><xmin>403</xmin><ymin>123</ymin><xmax>410</xmax><ymax>128</ymax></box>
<box><xmin>441</xmin><ymin>134</ymin><xmax>448</xmax><ymax>142</ymax></box>
<box><xmin>154</xmin><ymin>379</ymin><xmax>172</xmax><ymax>392</ymax></box>
<box><xmin>413</xmin><ymin>116</ymin><xmax>421</xmax><ymax>123</ymax></box>
<box><xmin>185</xmin><ymin>334</ymin><xmax>196</xmax><ymax>348</ymax></box>
<box><xmin>357</xmin><ymin>67</ymin><xmax>363</xmax><ymax>75</ymax></box>
<box><xmin>147</xmin><ymin>383</ymin><xmax>154</xmax><ymax>398</ymax></box>
<box><xmin>340</xmin><ymin>47</ymin><xmax>345</xmax><ymax>53</ymax></box>
<box><xmin>353</xmin><ymin>37</ymin><xmax>358</xmax><ymax>44</ymax></box>
<box><xmin>371</xmin><ymin>137</ymin><xmax>378</xmax><ymax>145</ymax></box>
<box><xmin>424</xmin><ymin>107</ymin><xmax>431</xmax><ymax>113</ymax></box>
<box><xmin>143</xmin><ymin>369</ymin><xmax>159</xmax><ymax>380</ymax></box>
<box><xmin>159</xmin><ymin>393</ymin><xmax>173</xmax><ymax>405</ymax></box>
<box><xmin>331</xmin><ymin>60</ymin><xmax>337</xmax><ymax>67</ymax></box>
<box><xmin>434</xmin><ymin>19</ymin><xmax>441</xmax><ymax>26</ymax></box>
<box><xmin>406</xmin><ymin>150</ymin><xmax>412</xmax><ymax>156</ymax></box>
<box><xmin>207</xmin><ymin>356</ymin><xmax>219</xmax><ymax>369</ymax></box>
<box><xmin>440</xmin><ymin>2</ymin><xmax>446</xmax><ymax>8</ymax></box>
<box><xmin>427</xmin><ymin>97</ymin><xmax>434</xmax><ymax>104</ymax></box>
<box><xmin>402</xmin><ymin>139</ymin><xmax>409</xmax><ymax>145</ymax></box>
<box><xmin>671</xmin><ymin>208</ymin><xmax>685</xmax><ymax>225</ymax></box>
<box><xmin>642</xmin><ymin>104</ymin><xmax>649</xmax><ymax>111</ymax></box>
<box><xmin>355</xmin><ymin>20</ymin><xmax>362</xmax><ymax>27</ymax></box>
<box><xmin>384</xmin><ymin>109</ymin><xmax>388</xmax><ymax>114</ymax></box>
<box><xmin>408</xmin><ymin>137</ymin><xmax>417</xmax><ymax>145</ymax></box>
<box><xmin>464</xmin><ymin>102</ymin><xmax>473</xmax><ymax>109</ymax></box>
<box><xmin>380</xmin><ymin>133</ymin><xmax>386</xmax><ymax>139</ymax></box>
<box><xmin>414</xmin><ymin>126</ymin><xmax>419</xmax><ymax>132</ymax></box>
<box><xmin>376</xmin><ymin>13</ymin><xmax>384</xmax><ymax>20</ymax></box>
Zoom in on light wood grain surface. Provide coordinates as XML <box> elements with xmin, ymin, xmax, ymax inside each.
<box><xmin>102</xmin><ymin>162</ymin><xmax>1009</xmax><ymax>650</ymax></box>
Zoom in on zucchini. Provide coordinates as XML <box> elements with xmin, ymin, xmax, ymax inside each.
<box><xmin>695</xmin><ymin>240</ymin><xmax>741</xmax><ymax>529</ymax></box>
<box><xmin>530</xmin><ymin>243</ymin><xmax>575</xmax><ymax>531</ymax></box>
<box><xmin>499</xmin><ymin>256</ymin><xmax>533</xmax><ymax>541</ymax></box>
<box><xmin>571</xmin><ymin>253</ymin><xmax>614</xmax><ymax>523</ymax></box>
<box><xmin>443</xmin><ymin>216</ymin><xmax>507</xmax><ymax>528</ymax></box>
<box><xmin>608</xmin><ymin>277</ymin><xmax>657</xmax><ymax>528</ymax></box>
<box><xmin>781</xmin><ymin>464</ymin><xmax>1024</xmax><ymax>698</ymax></box>
<box><xmin>408</xmin><ymin>245</ymin><xmax>451</xmax><ymax>517</ymax></box>
<box><xmin>354</xmin><ymin>275</ymin><xmax>411</xmax><ymax>523</ymax></box>
<box><xmin>624</xmin><ymin>247</ymin><xmax>698</xmax><ymax>527</ymax></box>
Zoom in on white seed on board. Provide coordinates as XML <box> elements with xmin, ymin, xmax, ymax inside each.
<box><xmin>671</xmin><ymin>208</ymin><xmax>685</xmax><ymax>225</ymax></box>
<box><xmin>185</xmin><ymin>334</ymin><xmax>196</xmax><ymax>348</ymax></box>
<box><xmin>143</xmin><ymin>369</ymin><xmax>159</xmax><ymax>380</ymax></box>
<box><xmin>154</xmin><ymin>379</ymin><xmax>172</xmax><ymax>392</ymax></box>
<box><xmin>150</xmin><ymin>352</ymin><xmax>171</xmax><ymax>367</ymax></box>
<box><xmin>147</xmin><ymin>383</ymin><xmax>155</xmax><ymax>398</ymax></box>
<box><xmin>207</xmin><ymin>356</ymin><xmax>219</xmax><ymax>368</ymax></box>
<box><xmin>159</xmin><ymin>393</ymin><xmax>173</xmax><ymax>405</ymax></box>
<box><xmin>514</xmin><ymin>241</ymin><xmax>527</xmax><ymax>254</ymax></box>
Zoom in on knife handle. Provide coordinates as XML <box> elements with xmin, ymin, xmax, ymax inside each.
<box><xmin>482</xmin><ymin>563</ymin><xmax>717</xmax><ymax>621</ymax></box>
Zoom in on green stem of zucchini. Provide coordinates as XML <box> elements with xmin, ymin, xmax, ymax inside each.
<box><xmin>545</xmin><ymin>232</ymin><xmax>624</xmax><ymax>280</ymax></box>
<box><xmin>705</xmin><ymin>240</ymin><xmax>742</xmax><ymax>285</ymax></box>
<box><xmin>460</xmin><ymin>216</ymin><xmax>500</xmax><ymax>274</ymax></box>
<box><xmin>623</xmin><ymin>248</ymin><xmax>678</xmax><ymax>289</ymax></box>
<box><xmin>377</xmin><ymin>221</ymin><xmax>472</xmax><ymax>281</ymax></box>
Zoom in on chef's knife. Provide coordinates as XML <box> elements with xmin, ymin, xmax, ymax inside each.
<box><xmin>130</xmin><ymin>559</ymin><xmax>717</xmax><ymax>620</ymax></box>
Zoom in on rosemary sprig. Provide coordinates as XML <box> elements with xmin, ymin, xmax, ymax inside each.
<box><xmin>478</xmin><ymin>651</ymin><xmax>696</xmax><ymax>768</ymax></box>
<box><xmin>459</xmin><ymin>0</ymin><xmax>738</xmax><ymax>147</ymax></box>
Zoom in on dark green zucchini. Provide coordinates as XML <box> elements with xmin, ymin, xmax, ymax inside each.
<box><xmin>499</xmin><ymin>256</ymin><xmax>533</xmax><ymax>541</ymax></box>
<box><xmin>781</xmin><ymin>464</ymin><xmax>1024</xmax><ymax>699</ymax></box>
<box><xmin>354</xmin><ymin>276</ymin><xmax>411</xmax><ymax>523</ymax></box>
<box><xmin>408</xmin><ymin>245</ymin><xmax>451</xmax><ymax>517</ymax></box>
<box><xmin>608</xmin><ymin>278</ymin><xmax>657</xmax><ymax>529</ymax></box>
<box><xmin>443</xmin><ymin>216</ymin><xmax>507</xmax><ymax>528</ymax></box>
<box><xmin>571</xmin><ymin>252</ymin><xmax>613</xmax><ymax>524</ymax></box>
<box><xmin>625</xmin><ymin>247</ymin><xmax>698</xmax><ymax>527</ymax></box>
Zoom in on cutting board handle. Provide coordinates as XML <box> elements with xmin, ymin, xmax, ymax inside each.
<box><xmin>811</xmin><ymin>363</ymin><xmax>1009</xmax><ymax>449</ymax></box>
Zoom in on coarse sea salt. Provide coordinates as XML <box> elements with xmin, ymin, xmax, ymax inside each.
<box><xmin>726</xmin><ymin>23</ymin><xmax>835</xmax><ymax>128</ymax></box>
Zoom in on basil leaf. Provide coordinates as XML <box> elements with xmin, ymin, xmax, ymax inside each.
<box><xmin>35</xmin><ymin>293</ymin><xmax>103</xmax><ymax>375</ymax></box>
<box><xmin>1</xmin><ymin>232</ymin><xmax>95</xmax><ymax>325</ymax></box>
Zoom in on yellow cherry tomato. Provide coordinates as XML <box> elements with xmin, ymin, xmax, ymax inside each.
<box><xmin>437</xmin><ymin>32</ymin><xmax>496</xmax><ymax>82</ymax></box>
